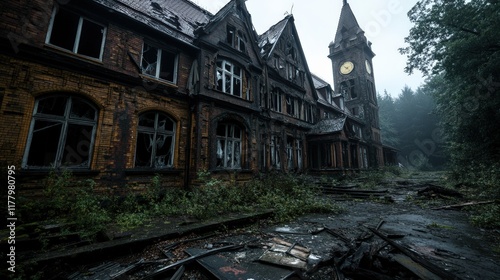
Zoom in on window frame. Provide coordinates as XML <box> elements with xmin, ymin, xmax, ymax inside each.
<box><xmin>45</xmin><ymin>7</ymin><xmax>107</xmax><ymax>61</ymax></box>
<box><xmin>216</xmin><ymin>60</ymin><xmax>242</xmax><ymax>97</ymax></box>
<box><xmin>270</xmin><ymin>135</ymin><xmax>281</xmax><ymax>169</ymax></box>
<box><xmin>22</xmin><ymin>95</ymin><xmax>98</xmax><ymax>169</ymax></box>
<box><xmin>140</xmin><ymin>42</ymin><xmax>179</xmax><ymax>84</ymax></box>
<box><xmin>134</xmin><ymin>111</ymin><xmax>176</xmax><ymax>169</ymax></box>
<box><xmin>216</xmin><ymin>123</ymin><xmax>243</xmax><ymax>170</ymax></box>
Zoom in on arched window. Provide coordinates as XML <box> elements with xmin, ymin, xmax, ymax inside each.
<box><xmin>23</xmin><ymin>95</ymin><xmax>98</xmax><ymax>168</ymax></box>
<box><xmin>135</xmin><ymin>111</ymin><xmax>176</xmax><ymax>168</ymax></box>
<box><xmin>216</xmin><ymin>123</ymin><xmax>242</xmax><ymax>169</ymax></box>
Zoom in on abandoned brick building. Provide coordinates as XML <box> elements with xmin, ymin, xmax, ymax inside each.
<box><xmin>0</xmin><ymin>0</ymin><xmax>397</xmax><ymax>193</ymax></box>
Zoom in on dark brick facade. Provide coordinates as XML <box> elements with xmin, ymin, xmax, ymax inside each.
<box><xmin>0</xmin><ymin>0</ymin><xmax>393</xmax><ymax>196</ymax></box>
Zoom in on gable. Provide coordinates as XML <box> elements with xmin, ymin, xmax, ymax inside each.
<box><xmin>197</xmin><ymin>0</ymin><xmax>262</xmax><ymax>65</ymax></box>
<box><xmin>259</xmin><ymin>16</ymin><xmax>316</xmax><ymax>102</ymax></box>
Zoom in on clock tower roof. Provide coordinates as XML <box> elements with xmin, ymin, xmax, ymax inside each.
<box><xmin>333</xmin><ymin>1</ymin><xmax>363</xmax><ymax>45</ymax></box>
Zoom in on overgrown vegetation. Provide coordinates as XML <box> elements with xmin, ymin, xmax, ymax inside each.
<box><xmin>18</xmin><ymin>170</ymin><xmax>341</xmax><ymax>239</ymax></box>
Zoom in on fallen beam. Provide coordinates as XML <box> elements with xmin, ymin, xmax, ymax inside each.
<box><xmin>369</xmin><ymin>228</ymin><xmax>462</xmax><ymax>280</ymax></box>
<box><xmin>432</xmin><ymin>200</ymin><xmax>496</xmax><ymax>210</ymax></box>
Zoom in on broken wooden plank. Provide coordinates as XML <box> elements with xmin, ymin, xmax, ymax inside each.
<box><xmin>109</xmin><ymin>259</ymin><xmax>144</xmax><ymax>279</ymax></box>
<box><xmin>432</xmin><ymin>200</ymin><xmax>496</xmax><ymax>210</ymax></box>
<box><xmin>259</xmin><ymin>250</ymin><xmax>308</xmax><ymax>269</ymax></box>
<box><xmin>141</xmin><ymin>244</ymin><xmax>243</xmax><ymax>279</ymax></box>
<box><xmin>392</xmin><ymin>253</ymin><xmax>441</xmax><ymax>280</ymax></box>
<box><xmin>170</xmin><ymin>265</ymin><xmax>185</xmax><ymax>280</ymax></box>
<box><xmin>369</xmin><ymin>227</ymin><xmax>463</xmax><ymax>280</ymax></box>
<box><xmin>272</xmin><ymin>237</ymin><xmax>311</xmax><ymax>253</ymax></box>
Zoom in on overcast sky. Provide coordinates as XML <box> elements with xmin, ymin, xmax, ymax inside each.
<box><xmin>193</xmin><ymin>0</ymin><xmax>424</xmax><ymax>98</ymax></box>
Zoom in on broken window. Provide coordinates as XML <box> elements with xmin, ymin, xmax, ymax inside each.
<box><xmin>141</xmin><ymin>42</ymin><xmax>178</xmax><ymax>83</ymax></box>
<box><xmin>237</xmin><ymin>31</ymin><xmax>247</xmax><ymax>52</ymax></box>
<box><xmin>270</xmin><ymin>136</ymin><xmax>281</xmax><ymax>169</ymax></box>
<box><xmin>340</xmin><ymin>79</ymin><xmax>357</xmax><ymax>100</ymax></box>
<box><xmin>271</xmin><ymin>87</ymin><xmax>283</xmax><ymax>112</ymax></box>
<box><xmin>216</xmin><ymin>60</ymin><xmax>242</xmax><ymax>97</ymax></box>
<box><xmin>135</xmin><ymin>111</ymin><xmax>176</xmax><ymax>168</ymax></box>
<box><xmin>23</xmin><ymin>96</ymin><xmax>97</xmax><ymax>169</ymax></box>
<box><xmin>46</xmin><ymin>8</ymin><xmax>106</xmax><ymax>60</ymax></box>
<box><xmin>296</xmin><ymin>140</ymin><xmax>303</xmax><ymax>170</ymax></box>
<box><xmin>216</xmin><ymin>123</ymin><xmax>242</xmax><ymax>169</ymax></box>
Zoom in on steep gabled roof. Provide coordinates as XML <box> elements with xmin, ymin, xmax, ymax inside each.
<box><xmin>257</xmin><ymin>15</ymin><xmax>290</xmax><ymax>59</ymax></box>
<box><xmin>93</xmin><ymin>0</ymin><xmax>212</xmax><ymax>43</ymax></box>
<box><xmin>311</xmin><ymin>73</ymin><xmax>330</xmax><ymax>90</ymax></box>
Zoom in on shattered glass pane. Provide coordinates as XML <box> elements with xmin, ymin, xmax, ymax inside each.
<box><xmin>136</xmin><ymin>112</ymin><xmax>176</xmax><ymax>168</ymax></box>
<box><xmin>77</xmin><ymin>19</ymin><xmax>104</xmax><ymax>59</ymax></box>
<box><xmin>157</xmin><ymin>114</ymin><xmax>174</xmax><ymax>132</ymax></box>
<box><xmin>71</xmin><ymin>98</ymin><xmax>97</xmax><ymax>120</ymax></box>
<box><xmin>26</xmin><ymin>120</ymin><xmax>62</xmax><ymax>167</ymax></box>
<box><xmin>154</xmin><ymin>134</ymin><xmax>173</xmax><ymax>167</ymax></box>
<box><xmin>233</xmin><ymin>141</ymin><xmax>241</xmax><ymax>168</ymax></box>
<box><xmin>61</xmin><ymin>124</ymin><xmax>93</xmax><ymax>167</ymax></box>
<box><xmin>216</xmin><ymin>69</ymin><xmax>223</xmax><ymax>91</ymax></box>
<box><xmin>37</xmin><ymin>96</ymin><xmax>67</xmax><ymax>116</ymax></box>
<box><xmin>142</xmin><ymin>43</ymin><xmax>158</xmax><ymax>77</ymax></box>
<box><xmin>217</xmin><ymin>139</ymin><xmax>224</xmax><ymax>167</ymax></box>
<box><xmin>225</xmin><ymin>73</ymin><xmax>231</xmax><ymax>93</ymax></box>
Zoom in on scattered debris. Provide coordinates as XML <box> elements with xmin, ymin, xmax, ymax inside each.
<box><xmin>432</xmin><ymin>200</ymin><xmax>497</xmax><ymax>210</ymax></box>
<box><xmin>417</xmin><ymin>184</ymin><xmax>463</xmax><ymax>199</ymax></box>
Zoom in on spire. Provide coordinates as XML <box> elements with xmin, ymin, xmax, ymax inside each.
<box><xmin>333</xmin><ymin>1</ymin><xmax>363</xmax><ymax>44</ymax></box>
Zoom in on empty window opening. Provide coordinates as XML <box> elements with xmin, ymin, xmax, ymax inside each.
<box><xmin>340</xmin><ymin>80</ymin><xmax>357</xmax><ymax>100</ymax></box>
<box><xmin>46</xmin><ymin>8</ymin><xmax>106</xmax><ymax>60</ymax></box>
<box><xmin>23</xmin><ymin>96</ymin><xmax>97</xmax><ymax>168</ymax></box>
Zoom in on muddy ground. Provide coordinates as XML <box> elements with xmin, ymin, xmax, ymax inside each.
<box><xmin>65</xmin><ymin>172</ymin><xmax>500</xmax><ymax>279</ymax></box>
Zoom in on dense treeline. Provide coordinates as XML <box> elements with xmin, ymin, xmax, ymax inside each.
<box><xmin>378</xmin><ymin>85</ymin><xmax>447</xmax><ymax>170</ymax></box>
<box><xmin>396</xmin><ymin>0</ymin><xmax>500</xmax><ymax>194</ymax></box>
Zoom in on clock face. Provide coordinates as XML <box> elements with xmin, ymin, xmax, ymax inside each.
<box><xmin>340</xmin><ymin>61</ymin><xmax>354</xmax><ymax>75</ymax></box>
<box><xmin>365</xmin><ymin>60</ymin><xmax>372</xmax><ymax>74</ymax></box>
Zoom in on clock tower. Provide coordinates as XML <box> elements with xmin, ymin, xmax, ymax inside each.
<box><xmin>328</xmin><ymin>0</ymin><xmax>383</xmax><ymax>167</ymax></box>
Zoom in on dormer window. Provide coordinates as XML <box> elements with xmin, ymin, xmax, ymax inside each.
<box><xmin>226</xmin><ymin>25</ymin><xmax>247</xmax><ymax>52</ymax></box>
<box><xmin>237</xmin><ymin>31</ymin><xmax>247</xmax><ymax>52</ymax></box>
<box><xmin>46</xmin><ymin>8</ymin><xmax>106</xmax><ymax>60</ymax></box>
